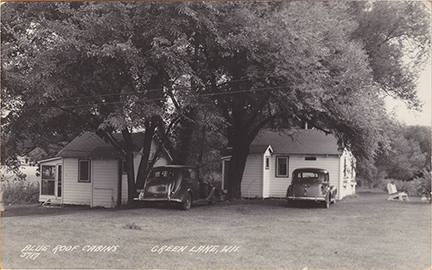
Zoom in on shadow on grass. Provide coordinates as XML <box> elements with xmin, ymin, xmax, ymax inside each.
<box><xmin>2</xmin><ymin>192</ymin><xmax>428</xmax><ymax>217</ymax></box>
<box><xmin>1</xmin><ymin>203</ymin><xmax>94</xmax><ymax>217</ymax></box>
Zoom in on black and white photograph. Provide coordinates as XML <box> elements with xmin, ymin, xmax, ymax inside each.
<box><xmin>1</xmin><ymin>1</ymin><xmax>431</xmax><ymax>269</ymax></box>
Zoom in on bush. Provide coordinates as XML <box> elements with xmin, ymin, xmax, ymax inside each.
<box><xmin>381</xmin><ymin>172</ymin><xmax>431</xmax><ymax>198</ymax></box>
<box><xmin>2</xmin><ymin>180</ymin><xmax>40</xmax><ymax>204</ymax></box>
<box><xmin>414</xmin><ymin>170</ymin><xmax>431</xmax><ymax>198</ymax></box>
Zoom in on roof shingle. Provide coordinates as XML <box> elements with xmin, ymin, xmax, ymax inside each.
<box><xmin>57</xmin><ymin>132</ymin><xmax>145</xmax><ymax>159</ymax></box>
<box><xmin>252</xmin><ymin>129</ymin><xmax>342</xmax><ymax>155</ymax></box>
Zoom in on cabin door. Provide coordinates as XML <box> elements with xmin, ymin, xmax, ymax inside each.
<box><xmin>41</xmin><ymin>164</ymin><xmax>62</xmax><ymax>199</ymax></box>
<box><xmin>57</xmin><ymin>165</ymin><xmax>62</xmax><ymax>198</ymax></box>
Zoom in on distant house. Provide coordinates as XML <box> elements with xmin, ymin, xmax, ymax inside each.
<box><xmin>221</xmin><ymin>129</ymin><xmax>356</xmax><ymax>200</ymax></box>
<box><xmin>38</xmin><ymin>132</ymin><xmax>172</xmax><ymax>208</ymax></box>
<box><xmin>0</xmin><ymin>147</ymin><xmax>46</xmax><ymax>184</ymax></box>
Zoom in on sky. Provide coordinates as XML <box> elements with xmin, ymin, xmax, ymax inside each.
<box><xmin>385</xmin><ymin>65</ymin><xmax>431</xmax><ymax>127</ymax></box>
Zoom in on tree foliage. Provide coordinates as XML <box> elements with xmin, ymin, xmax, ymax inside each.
<box><xmin>2</xmin><ymin>1</ymin><xmax>430</xmax><ymax>201</ymax></box>
<box><xmin>376</xmin><ymin>125</ymin><xmax>430</xmax><ymax>181</ymax></box>
<box><xmin>349</xmin><ymin>1</ymin><xmax>431</xmax><ymax>108</ymax></box>
<box><xmin>1</xmin><ymin>2</ymin><xmax>195</xmax><ymax>203</ymax></box>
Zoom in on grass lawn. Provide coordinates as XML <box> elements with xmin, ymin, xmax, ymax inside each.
<box><xmin>1</xmin><ymin>190</ymin><xmax>430</xmax><ymax>269</ymax></box>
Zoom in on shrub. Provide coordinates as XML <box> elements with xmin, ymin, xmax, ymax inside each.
<box><xmin>413</xmin><ymin>170</ymin><xmax>431</xmax><ymax>198</ymax></box>
<box><xmin>1</xmin><ymin>180</ymin><xmax>40</xmax><ymax>204</ymax></box>
<box><xmin>381</xmin><ymin>172</ymin><xmax>431</xmax><ymax>198</ymax></box>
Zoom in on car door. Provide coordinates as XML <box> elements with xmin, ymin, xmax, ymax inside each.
<box><xmin>186</xmin><ymin>169</ymin><xmax>201</xmax><ymax>199</ymax></box>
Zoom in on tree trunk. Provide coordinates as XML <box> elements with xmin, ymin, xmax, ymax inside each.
<box><xmin>125</xmin><ymin>151</ymin><xmax>135</xmax><ymax>205</ymax></box>
<box><xmin>121</xmin><ymin>129</ymin><xmax>136</xmax><ymax>205</ymax></box>
<box><xmin>224</xmin><ymin>116</ymin><xmax>274</xmax><ymax>200</ymax></box>
<box><xmin>135</xmin><ymin>120</ymin><xmax>157</xmax><ymax>189</ymax></box>
<box><xmin>225</xmin><ymin>131</ymin><xmax>251</xmax><ymax>200</ymax></box>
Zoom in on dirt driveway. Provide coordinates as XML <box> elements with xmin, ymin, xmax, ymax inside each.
<box><xmin>1</xmin><ymin>191</ymin><xmax>431</xmax><ymax>269</ymax></box>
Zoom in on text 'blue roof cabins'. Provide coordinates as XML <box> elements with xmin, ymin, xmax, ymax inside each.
<box><xmin>221</xmin><ymin>129</ymin><xmax>356</xmax><ymax>200</ymax></box>
<box><xmin>38</xmin><ymin>132</ymin><xmax>172</xmax><ymax>208</ymax></box>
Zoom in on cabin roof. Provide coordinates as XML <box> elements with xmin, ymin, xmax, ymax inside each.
<box><xmin>252</xmin><ymin>129</ymin><xmax>342</xmax><ymax>155</ymax></box>
<box><xmin>57</xmin><ymin>132</ymin><xmax>171</xmax><ymax>160</ymax></box>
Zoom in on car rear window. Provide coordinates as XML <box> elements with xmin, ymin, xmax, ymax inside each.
<box><xmin>299</xmin><ymin>172</ymin><xmax>319</xmax><ymax>179</ymax></box>
<box><xmin>151</xmin><ymin>170</ymin><xmax>180</xmax><ymax>179</ymax></box>
<box><xmin>294</xmin><ymin>171</ymin><xmax>325</xmax><ymax>182</ymax></box>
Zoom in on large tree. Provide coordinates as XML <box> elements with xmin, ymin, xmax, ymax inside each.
<box><xmin>175</xmin><ymin>1</ymin><xmax>415</xmax><ymax>199</ymax></box>
<box><xmin>2</xmin><ymin>1</ymin><xmax>429</xmax><ymax>201</ymax></box>
<box><xmin>1</xmin><ymin>2</ymin><xmax>197</xmax><ymax>203</ymax></box>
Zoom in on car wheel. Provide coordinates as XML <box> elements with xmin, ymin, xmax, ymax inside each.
<box><xmin>180</xmin><ymin>193</ymin><xmax>192</xmax><ymax>210</ymax></box>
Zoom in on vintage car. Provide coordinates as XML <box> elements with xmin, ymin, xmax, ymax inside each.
<box><xmin>286</xmin><ymin>168</ymin><xmax>337</xmax><ymax>208</ymax></box>
<box><xmin>135</xmin><ymin>165</ymin><xmax>219</xmax><ymax>210</ymax></box>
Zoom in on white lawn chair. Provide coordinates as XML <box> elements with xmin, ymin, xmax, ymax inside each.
<box><xmin>387</xmin><ymin>183</ymin><xmax>409</xmax><ymax>201</ymax></box>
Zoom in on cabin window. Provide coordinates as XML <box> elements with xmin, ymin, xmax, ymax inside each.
<box><xmin>276</xmin><ymin>157</ymin><xmax>289</xmax><ymax>177</ymax></box>
<box><xmin>343</xmin><ymin>158</ymin><xmax>347</xmax><ymax>178</ymax></box>
<box><xmin>41</xmin><ymin>165</ymin><xmax>55</xmax><ymax>195</ymax></box>
<box><xmin>265</xmin><ymin>157</ymin><xmax>270</xmax><ymax>170</ymax></box>
<box><xmin>79</xmin><ymin>160</ymin><xmax>91</xmax><ymax>182</ymax></box>
<box><xmin>305</xmin><ymin>156</ymin><xmax>316</xmax><ymax>161</ymax></box>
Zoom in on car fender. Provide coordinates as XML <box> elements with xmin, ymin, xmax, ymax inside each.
<box><xmin>330</xmin><ymin>186</ymin><xmax>337</xmax><ymax>195</ymax></box>
<box><xmin>206</xmin><ymin>186</ymin><xmax>218</xmax><ymax>201</ymax></box>
<box><xmin>286</xmin><ymin>185</ymin><xmax>292</xmax><ymax>197</ymax></box>
<box><xmin>177</xmin><ymin>187</ymin><xmax>194</xmax><ymax>202</ymax></box>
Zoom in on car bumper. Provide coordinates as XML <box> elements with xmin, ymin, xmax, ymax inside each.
<box><xmin>134</xmin><ymin>195</ymin><xmax>182</xmax><ymax>203</ymax></box>
<box><xmin>134</xmin><ymin>197</ymin><xmax>182</xmax><ymax>203</ymax></box>
<box><xmin>286</xmin><ymin>195</ymin><xmax>326</xmax><ymax>202</ymax></box>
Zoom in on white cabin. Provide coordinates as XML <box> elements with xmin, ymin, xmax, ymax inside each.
<box><xmin>222</xmin><ymin>129</ymin><xmax>356</xmax><ymax>200</ymax></box>
<box><xmin>39</xmin><ymin>132</ymin><xmax>171</xmax><ymax>208</ymax></box>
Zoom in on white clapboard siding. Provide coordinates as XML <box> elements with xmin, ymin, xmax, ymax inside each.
<box><xmin>241</xmin><ymin>154</ymin><xmax>263</xmax><ymax>198</ymax></box>
<box><xmin>267</xmin><ymin>155</ymin><xmax>290</xmax><ymax>197</ymax></box>
<box><xmin>338</xmin><ymin>149</ymin><xmax>357</xmax><ymax>200</ymax></box>
<box><xmin>62</xmin><ymin>158</ymin><xmax>91</xmax><ymax>205</ymax></box>
<box><xmin>92</xmin><ymin>160</ymin><xmax>118</xmax><ymax>208</ymax></box>
<box><xmin>268</xmin><ymin>154</ymin><xmax>340</xmax><ymax>197</ymax></box>
<box><xmin>93</xmin><ymin>188</ymin><xmax>115</xmax><ymax>208</ymax></box>
<box><xmin>262</xmin><ymin>148</ymin><xmax>273</xmax><ymax>198</ymax></box>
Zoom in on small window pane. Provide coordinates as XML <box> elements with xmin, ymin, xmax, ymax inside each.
<box><xmin>277</xmin><ymin>157</ymin><xmax>288</xmax><ymax>177</ymax></box>
<box><xmin>41</xmin><ymin>180</ymin><xmax>55</xmax><ymax>195</ymax></box>
<box><xmin>42</xmin><ymin>166</ymin><xmax>55</xmax><ymax>180</ymax></box>
<box><xmin>79</xmin><ymin>160</ymin><xmax>90</xmax><ymax>182</ymax></box>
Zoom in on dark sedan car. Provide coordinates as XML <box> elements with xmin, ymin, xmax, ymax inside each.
<box><xmin>286</xmin><ymin>168</ymin><xmax>337</xmax><ymax>208</ymax></box>
<box><xmin>135</xmin><ymin>165</ymin><xmax>219</xmax><ymax>210</ymax></box>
